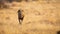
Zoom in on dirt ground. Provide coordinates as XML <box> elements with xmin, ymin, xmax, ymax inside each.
<box><xmin>0</xmin><ymin>0</ymin><xmax>60</xmax><ymax>34</ymax></box>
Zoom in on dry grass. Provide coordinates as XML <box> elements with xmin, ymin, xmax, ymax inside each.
<box><xmin>0</xmin><ymin>0</ymin><xmax>60</xmax><ymax>34</ymax></box>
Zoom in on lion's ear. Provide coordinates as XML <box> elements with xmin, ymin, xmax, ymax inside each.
<box><xmin>22</xmin><ymin>10</ymin><xmax>23</xmax><ymax>11</ymax></box>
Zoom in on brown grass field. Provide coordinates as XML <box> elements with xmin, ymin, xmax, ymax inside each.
<box><xmin>0</xmin><ymin>0</ymin><xmax>60</xmax><ymax>34</ymax></box>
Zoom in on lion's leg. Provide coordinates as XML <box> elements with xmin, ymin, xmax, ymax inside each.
<box><xmin>18</xmin><ymin>19</ymin><xmax>21</xmax><ymax>24</ymax></box>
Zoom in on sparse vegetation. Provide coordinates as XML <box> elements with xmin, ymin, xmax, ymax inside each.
<box><xmin>0</xmin><ymin>0</ymin><xmax>9</xmax><ymax>9</ymax></box>
<box><xmin>0</xmin><ymin>0</ymin><xmax>60</xmax><ymax>34</ymax></box>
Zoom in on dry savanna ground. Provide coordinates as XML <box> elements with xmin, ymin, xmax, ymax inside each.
<box><xmin>0</xmin><ymin>0</ymin><xmax>60</xmax><ymax>34</ymax></box>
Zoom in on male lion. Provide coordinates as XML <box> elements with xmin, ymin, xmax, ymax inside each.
<box><xmin>18</xmin><ymin>9</ymin><xmax>24</xmax><ymax>24</ymax></box>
